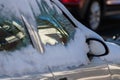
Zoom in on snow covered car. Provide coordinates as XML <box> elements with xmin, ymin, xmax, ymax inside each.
<box><xmin>0</xmin><ymin>0</ymin><xmax>120</xmax><ymax>80</ymax></box>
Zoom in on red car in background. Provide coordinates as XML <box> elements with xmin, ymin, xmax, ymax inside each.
<box><xmin>60</xmin><ymin>0</ymin><xmax>120</xmax><ymax>30</ymax></box>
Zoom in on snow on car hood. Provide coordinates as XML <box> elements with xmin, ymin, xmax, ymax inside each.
<box><xmin>0</xmin><ymin>29</ymin><xmax>89</xmax><ymax>76</ymax></box>
<box><xmin>101</xmin><ymin>42</ymin><xmax>120</xmax><ymax>64</ymax></box>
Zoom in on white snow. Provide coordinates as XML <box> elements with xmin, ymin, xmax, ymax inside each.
<box><xmin>0</xmin><ymin>29</ymin><xmax>90</xmax><ymax>76</ymax></box>
<box><xmin>88</xmin><ymin>40</ymin><xmax>106</xmax><ymax>55</ymax></box>
<box><xmin>0</xmin><ymin>0</ymin><xmax>120</xmax><ymax>78</ymax></box>
<box><xmin>101</xmin><ymin>42</ymin><xmax>120</xmax><ymax>64</ymax></box>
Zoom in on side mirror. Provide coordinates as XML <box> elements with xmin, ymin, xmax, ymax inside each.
<box><xmin>86</xmin><ymin>38</ymin><xmax>109</xmax><ymax>57</ymax></box>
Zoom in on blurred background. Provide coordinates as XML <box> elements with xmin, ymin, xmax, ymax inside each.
<box><xmin>59</xmin><ymin>0</ymin><xmax>120</xmax><ymax>42</ymax></box>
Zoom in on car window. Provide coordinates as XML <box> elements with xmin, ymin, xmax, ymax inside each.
<box><xmin>0</xmin><ymin>1</ymin><xmax>32</xmax><ymax>51</ymax></box>
<box><xmin>32</xmin><ymin>0</ymin><xmax>76</xmax><ymax>45</ymax></box>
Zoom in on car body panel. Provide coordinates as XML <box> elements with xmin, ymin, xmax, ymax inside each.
<box><xmin>105</xmin><ymin>0</ymin><xmax>120</xmax><ymax>16</ymax></box>
<box><xmin>108</xmin><ymin>64</ymin><xmax>120</xmax><ymax>80</ymax></box>
<box><xmin>0</xmin><ymin>73</ymin><xmax>54</xmax><ymax>80</ymax></box>
<box><xmin>107</xmin><ymin>34</ymin><xmax>120</xmax><ymax>45</ymax></box>
<box><xmin>52</xmin><ymin>59</ymin><xmax>111</xmax><ymax>80</ymax></box>
<box><xmin>106</xmin><ymin>0</ymin><xmax>120</xmax><ymax>5</ymax></box>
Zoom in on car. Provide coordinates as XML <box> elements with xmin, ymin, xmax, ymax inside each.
<box><xmin>0</xmin><ymin>0</ymin><xmax>120</xmax><ymax>80</ymax></box>
<box><xmin>59</xmin><ymin>0</ymin><xmax>120</xmax><ymax>30</ymax></box>
<box><xmin>107</xmin><ymin>34</ymin><xmax>120</xmax><ymax>45</ymax></box>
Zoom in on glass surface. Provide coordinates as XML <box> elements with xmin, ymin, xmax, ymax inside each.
<box><xmin>0</xmin><ymin>18</ymin><xmax>31</xmax><ymax>51</ymax></box>
<box><xmin>34</xmin><ymin>0</ymin><xmax>76</xmax><ymax>45</ymax></box>
<box><xmin>0</xmin><ymin>1</ymin><xmax>31</xmax><ymax>51</ymax></box>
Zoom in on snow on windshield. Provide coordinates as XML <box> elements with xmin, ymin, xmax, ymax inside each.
<box><xmin>0</xmin><ymin>29</ymin><xmax>89</xmax><ymax>76</ymax></box>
